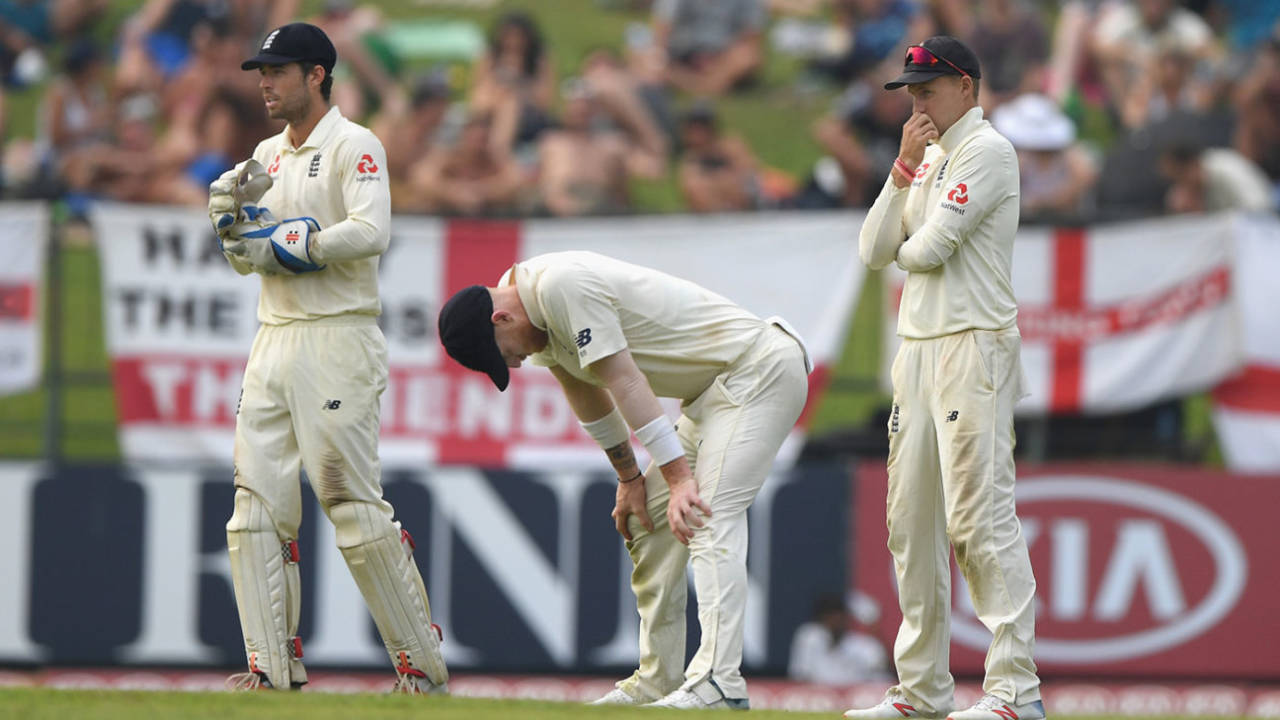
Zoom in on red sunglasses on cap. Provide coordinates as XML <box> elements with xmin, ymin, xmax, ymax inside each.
<box><xmin>905</xmin><ymin>45</ymin><xmax>970</xmax><ymax>79</ymax></box>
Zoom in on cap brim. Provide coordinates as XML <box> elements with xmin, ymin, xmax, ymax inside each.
<box><xmin>241</xmin><ymin>52</ymin><xmax>302</xmax><ymax>70</ymax></box>
<box><xmin>884</xmin><ymin>69</ymin><xmax>950</xmax><ymax>90</ymax></box>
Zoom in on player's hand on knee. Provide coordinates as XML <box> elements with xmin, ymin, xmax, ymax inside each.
<box><xmin>611</xmin><ymin>473</ymin><xmax>654</xmax><ymax>541</ymax></box>
<box><xmin>666</xmin><ymin>478</ymin><xmax>711</xmax><ymax>545</ymax></box>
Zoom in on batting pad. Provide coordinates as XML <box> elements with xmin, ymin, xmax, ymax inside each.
<box><xmin>330</xmin><ymin>501</ymin><xmax>448</xmax><ymax>686</ymax></box>
<box><xmin>226</xmin><ymin>489</ymin><xmax>306</xmax><ymax>689</ymax></box>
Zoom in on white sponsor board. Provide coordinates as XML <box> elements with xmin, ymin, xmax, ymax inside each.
<box><xmin>90</xmin><ymin>205</ymin><xmax>865</xmax><ymax>467</ymax></box>
<box><xmin>0</xmin><ymin>203</ymin><xmax>49</xmax><ymax>397</ymax></box>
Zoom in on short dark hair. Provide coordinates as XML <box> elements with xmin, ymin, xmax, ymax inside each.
<box><xmin>970</xmin><ymin>77</ymin><xmax>981</xmax><ymax>101</ymax></box>
<box><xmin>299</xmin><ymin>61</ymin><xmax>333</xmax><ymax>102</ymax></box>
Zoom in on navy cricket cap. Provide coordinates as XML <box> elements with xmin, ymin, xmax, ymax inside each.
<box><xmin>885</xmin><ymin>36</ymin><xmax>981</xmax><ymax>90</ymax></box>
<box><xmin>438</xmin><ymin>285</ymin><xmax>510</xmax><ymax>391</ymax></box>
<box><xmin>242</xmin><ymin>23</ymin><xmax>337</xmax><ymax>74</ymax></box>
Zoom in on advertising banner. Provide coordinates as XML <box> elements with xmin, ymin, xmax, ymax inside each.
<box><xmin>852</xmin><ymin>463</ymin><xmax>1280</xmax><ymax>679</ymax></box>
<box><xmin>0</xmin><ymin>203</ymin><xmax>49</xmax><ymax>397</ymax></box>
<box><xmin>89</xmin><ymin>206</ymin><xmax>865</xmax><ymax>467</ymax></box>
<box><xmin>0</xmin><ymin>461</ymin><xmax>847</xmax><ymax>674</ymax></box>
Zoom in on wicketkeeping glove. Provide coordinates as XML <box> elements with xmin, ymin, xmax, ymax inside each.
<box><xmin>226</xmin><ymin>216</ymin><xmax>326</xmax><ymax>274</ymax></box>
<box><xmin>209</xmin><ymin>159</ymin><xmax>273</xmax><ymax>237</ymax></box>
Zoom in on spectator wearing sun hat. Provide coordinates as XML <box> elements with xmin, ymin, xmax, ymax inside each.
<box><xmin>991</xmin><ymin>93</ymin><xmax>1098</xmax><ymax>222</ymax></box>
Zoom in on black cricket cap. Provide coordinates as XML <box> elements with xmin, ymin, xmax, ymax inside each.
<box><xmin>242</xmin><ymin>22</ymin><xmax>337</xmax><ymax>74</ymax></box>
<box><xmin>438</xmin><ymin>285</ymin><xmax>510</xmax><ymax>391</ymax></box>
<box><xmin>885</xmin><ymin>36</ymin><xmax>981</xmax><ymax>90</ymax></box>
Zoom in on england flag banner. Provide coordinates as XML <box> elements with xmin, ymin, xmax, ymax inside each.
<box><xmin>90</xmin><ymin>205</ymin><xmax>865</xmax><ymax>468</ymax></box>
<box><xmin>1211</xmin><ymin>213</ymin><xmax>1280</xmax><ymax>473</ymax></box>
<box><xmin>0</xmin><ymin>203</ymin><xmax>50</xmax><ymax>397</ymax></box>
<box><xmin>882</xmin><ymin>213</ymin><xmax>1245</xmax><ymax>415</ymax></box>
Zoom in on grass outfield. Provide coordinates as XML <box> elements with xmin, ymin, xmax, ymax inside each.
<box><xmin>0</xmin><ymin>688</ymin><xmax>1241</xmax><ymax>720</ymax></box>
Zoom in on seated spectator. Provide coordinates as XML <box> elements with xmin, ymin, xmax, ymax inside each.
<box><xmin>374</xmin><ymin>72</ymin><xmax>457</xmax><ymax>213</ymax></box>
<box><xmin>536</xmin><ymin>78</ymin><xmax>631</xmax><ymax>217</ymax></box>
<box><xmin>630</xmin><ymin>0</ymin><xmax>768</xmax><ymax>96</ymax></box>
<box><xmin>1233</xmin><ymin>35</ymin><xmax>1280</xmax><ymax>203</ymax></box>
<box><xmin>676</xmin><ymin>103</ymin><xmax>764</xmax><ymax>212</ymax></box>
<box><xmin>788</xmin><ymin>593</ymin><xmax>889</xmax><ymax>687</ymax></box>
<box><xmin>1158</xmin><ymin>142</ymin><xmax>1274</xmax><ymax>213</ymax></box>
<box><xmin>992</xmin><ymin>93</ymin><xmax>1098</xmax><ymax>222</ymax></box>
<box><xmin>807</xmin><ymin>0</ymin><xmax>931</xmax><ymax>86</ymax></box>
<box><xmin>469</xmin><ymin>11</ymin><xmax>555</xmax><ymax>158</ymax></box>
<box><xmin>1119</xmin><ymin>40</ymin><xmax>1213</xmax><ymax>130</ymax></box>
<box><xmin>580</xmin><ymin>47</ymin><xmax>672</xmax><ymax>172</ymax></box>
<box><xmin>800</xmin><ymin>74</ymin><xmax>912</xmax><ymax>207</ymax></box>
<box><xmin>409</xmin><ymin>112</ymin><xmax>525</xmax><ymax>216</ymax></box>
<box><xmin>1090</xmin><ymin>0</ymin><xmax>1219</xmax><ymax>120</ymax></box>
<box><xmin>966</xmin><ymin>0</ymin><xmax>1049</xmax><ymax>112</ymax></box>
<box><xmin>37</xmin><ymin>39</ymin><xmax>111</xmax><ymax>185</ymax></box>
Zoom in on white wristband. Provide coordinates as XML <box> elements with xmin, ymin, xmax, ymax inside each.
<box><xmin>634</xmin><ymin>415</ymin><xmax>684</xmax><ymax>466</ymax></box>
<box><xmin>581</xmin><ymin>407</ymin><xmax>630</xmax><ymax>449</ymax></box>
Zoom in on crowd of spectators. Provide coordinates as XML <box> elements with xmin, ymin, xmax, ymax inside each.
<box><xmin>1</xmin><ymin>0</ymin><xmax>1277</xmax><ymax>221</ymax></box>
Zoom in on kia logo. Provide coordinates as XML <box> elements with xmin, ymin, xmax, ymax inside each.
<box><xmin>950</xmin><ymin>477</ymin><xmax>1246</xmax><ymax>664</ymax></box>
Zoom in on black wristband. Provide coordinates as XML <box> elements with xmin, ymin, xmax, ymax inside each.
<box><xmin>619</xmin><ymin>470</ymin><xmax>644</xmax><ymax>484</ymax></box>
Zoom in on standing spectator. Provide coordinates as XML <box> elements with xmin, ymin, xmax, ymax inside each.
<box><xmin>36</xmin><ymin>40</ymin><xmax>110</xmax><ymax>194</ymax></box>
<box><xmin>411</xmin><ymin>112</ymin><xmax>525</xmax><ymax>216</ymax></box>
<box><xmin>469</xmin><ymin>11</ymin><xmax>555</xmax><ymax>157</ymax></box>
<box><xmin>992</xmin><ymin>93</ymin><xmax>1098</xmax><ymax>221</ymax></box>
<box><xmin>634</xmin><ymin>0</ymin><xmax>769</xmax><ymax>96</ymax></box>
<box><xmin>966</xmin><ymin>0</ymin><xmax>1049</xmax><ymax>111</ymax></box>
<box><xmin>1159</xmin><ymin>142</ymin><xmax>1275</xmax><ymax>213</ymax></box>
<box><xmin>789</xmin><ymin>593</ymin><xmax>890</xmax><ymax>687</ymax></box>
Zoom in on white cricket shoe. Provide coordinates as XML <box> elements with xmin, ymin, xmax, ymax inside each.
<box><xmin>589</xmin><ymin>687</ymin><xmax>646</xmax><ymax>705</ymax></box>
<box><xmin>844</xmin><ymin>690</ymin><xmax>949</xmax><ymax>719</ymax></box>
<box><xmin>648</xmin><ymin>680</ymin><xmax>749</xmax><ymax>710</ymax></box>
<box><xmin>391</xmin><ymin>670</ymin><xmax>448</xmax><ymax>695</ymax></box>
<box><xmin>947</xmin><ymin>694</ymin><xmax>1045</xmax><ymax>720</ymax></box>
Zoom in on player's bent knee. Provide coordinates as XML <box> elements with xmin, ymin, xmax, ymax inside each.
<box><xmin>226</xmin><ymin>487</ymin><xmax>280</xmax><ymax>535</ymax></box>
<box><xmin>328</xmin><ymin>500</ymin><xmax>397</xmax><ymax>548</ymax></box>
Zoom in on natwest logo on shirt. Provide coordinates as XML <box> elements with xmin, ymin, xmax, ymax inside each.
<box><xmin>357</xmin><ymin>154</ymin><xmax>379</xmax><ymax>174</ymax></box>
<box><xmin>267</xmin><ymin>155</ymin><xmax>281</xmax><ymax>175</ymax></box>
<box><xmin>947</xmin><ymin>182</ymin><xmax>969</xmax><ymax>204</ymax></box>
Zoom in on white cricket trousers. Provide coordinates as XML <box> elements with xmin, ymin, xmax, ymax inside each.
<box><xmin>886</xmin><ymin>327</ymin><xmax>1039</xmax><ymax>712</ymax></box>
<box><xmin>233</xmin><ymin>316</ymin><xmax>394</xmax><ymax>546</ymax></box>
<box><xmin>617</xmin><ymin>325</ymin><xmax>809</xmax><ymax>703</ymax></box>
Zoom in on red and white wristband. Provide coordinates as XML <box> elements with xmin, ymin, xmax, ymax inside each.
<box><xmin>893</xmin><ymin>157</ymin><xmax>916</xmax><ymax>183</ymax></box>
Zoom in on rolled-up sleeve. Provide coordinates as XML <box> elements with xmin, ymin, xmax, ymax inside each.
<box><xmin>895</xmin><ymin>138</ymin><xmax>1016</xmax><ymax>272</ymax></box>
<box><xmin>309</xmin><ymin>132</ymin><xmax>391</xmax><ymax>264</ymax></box>
<box><xmin>858</xmin><ymin>175</ymin><xmax>910</xmax><ymax>270</ymax></box>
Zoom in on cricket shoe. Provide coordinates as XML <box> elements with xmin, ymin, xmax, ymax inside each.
<box><xmin>589</xmin><ymin>687</ymin><xmax>647</xmax><ymax>705</ymax></box>
<box><xmin>844</xmin><ymin>690</ymin><xmax>949</xmax><ymax>719</ymax></box>
<box><xmin>947</xmin><ymin>694</ymin><xmax>1045</xmax><ymax>720</ymax></box>
<box><xmin>224</xmin><ymin>671</ymin><xmax>304</xmax><ymax>691</ymax></box>
<box><xmin>647</xmin><ymin>679</ymin><xmax>749</xmax><ymax>710</ymax></box>
<box><xmin>391</xmin><ymin>670</ymin><xmax>448</xmax><ymax>695</ymax></box>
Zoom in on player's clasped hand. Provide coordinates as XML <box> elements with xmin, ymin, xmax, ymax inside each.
<box><xmin>666</xmin><ymin>477</ymin><xmax>712</xmax><ymax>545</ymax></box>
<box><xmin>899</xmin><ymin>112</ymin><xmax>940</xmax><ymax>169</ymax></box>
<box><xmin>611</xmin><ymin>474</ymin><xmax>654</xmax><ymax>542</ymax></box>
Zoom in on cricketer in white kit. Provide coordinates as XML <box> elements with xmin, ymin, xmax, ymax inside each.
<box><xmin>846</xmin><ymin>35</ymin><xmax>1044</xmax><ymax>720</ymax></box>
<box><xmin>437</xmin><ymin>251</ymin><xmax>811</xmax><ymax>710</ymax></box>
<box><xmin>207</xmin><ymin>22</ymin><xmax>446</xmax><ymax>694</ymax></box>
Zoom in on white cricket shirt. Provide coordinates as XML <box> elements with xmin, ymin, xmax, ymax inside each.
<box><xmin>231</xmin><ymin>105</ymin><xmax>391</xmax><ymax>324</ymax></box>
<box><xmin>859</xmin><ymin>106</ymin><xmax>1020</xmax><ymax>339</ymax></box>
<box><xmin>509</xmin><ymin>251</ymin><xmax>769</xmax><ymax>401</ymax></box>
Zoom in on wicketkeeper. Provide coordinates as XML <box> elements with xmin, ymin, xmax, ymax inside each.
<box><xmin>208</xmin><ymin>22</ymin><xmax>446</xmax><ymax>693</ymax></box>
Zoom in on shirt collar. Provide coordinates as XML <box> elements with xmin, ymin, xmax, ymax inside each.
<box><xmin>508</xmin><ymin>262</ymin><xmax>548</xmax><ymax>331</ymax></box>
<box><xmin>937</xmin><ymin>106</ymin><xmax>985</xmax><ymax>153</ymax></box>
<box><xmin>281</xmin><ymin>105</ymin><xmax>343</xmax><ymax>152</ymax></box>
